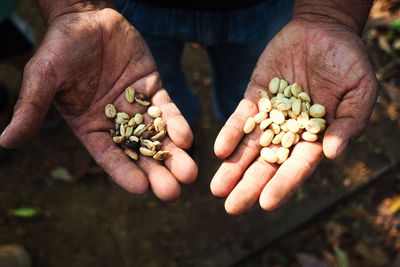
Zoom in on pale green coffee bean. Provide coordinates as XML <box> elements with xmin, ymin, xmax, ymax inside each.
<box><xmin>279</xmin><ymin>79</ymin><xmax>288</xmax><ymax>93</ymax></box>
<box><xmin>133</xmin><ymin>124</ymin><xmax>147</xmax><ymax>137</ymax></box>
<box><xmin>135</xmin><ymin>92</ymin><xmax>150</xmax><ymax>106</ymax></box>
<box><xmin>151</xmin><ymin>129</ymin><xmax>167</xmax><ymax>141</ymax></box>
<box><xmin>128</xmin><ymin>117</ymin><xmax>137</xmax><ymax>127</ymax></box>
<box><xmin>302</xmin><ymin>131</ymin><xmax>318</xmax><ymax>142</ymax></box>
<box><xmin>134</xmin><ymin>113</ymin><xmax>143</xmax><ymax>125</ymax></box>
<box><xmin>129</xmin><ymin>135</ymin><xmax>139</xmax><ymax>142</ymax></box>
<box><xmin>270</xmin><ymin>110</ymin><xmax>285</xmax><ymax>124</ymax></box>
<box><xmin>148</xmin><ymin>106</ymin><xmax>162</xmax><ymax>118</ymax></box>
<box><xmin>243</xmin><ymin>117</ymin><xmax>256</xmax><ymax>134</ymax></box>
<box><xmin>141</xmin><ymin>139</ymin><xmax>156</xmax><ymax>151</ymax></box>
<box><xmin>284</xmin><ymin>85</ymin><xmax>292</xmax><ymax>98</ymax></box>
<box><xmin>269</xmin><ymin>77</ymin><xmax>280</xmax><ymax>94</ymax></box>
<box><xmin>272</xmin><ymin>131</ymin><xmax>285</xmax><ymax>144</ymax></box>
<box><xmin>254</xmin><ymin>112</ymin><xmax>268</xmax><ymax>124</ymax></box>
<box><xmin>297</xmin><ymin>112</ymin><xmax>309</xmax><ymax>129</ymax></box>
<box><xmin>105</xmin><ymin>104</ymin><xmax>117</xmax><ymax>119</ymax></box>
<box><xmin>291</xmin><ymin>83</ymin><xmax>302</xmax><ymax>97</ymax></box>
<box><xmin>311</xmin><ymin>118</ymin><xmax>326</xmax><ymax>132</ymax></box>
<box><xmin>277</xmin><ymin>147</ymin><xmax>290</xmax><ymax>164</ymax></box>
<box><xmin>125</xmin><ymin>86</ymin><xmax>135</xmax><ymax>103</ymax></box>
<box><xmin>305</xmin><ymin>119</ymin><xmax>321</xmax><ymax>134</ymax></box>
<box><xmin>120</xmin><ymin>124</ymin><xmax>126</xmax><ymax>136</ymax></box>
<box><xmin>281</xmin><ymin>131</ymin><xmax>296</xmax><ymax>148</ymax></box>
<box><xmin>260</xmin><ymin>118</ymin><xmax>273</xmax><ymax>131</ymax></box>
<box><xmin>115</xmin><ymin>112</ymin><xmax>129</xmax><ymax>124</ymax></box>
<box><xmin>287</xmin><ymin>119</ymin><xmax>300</xmax><ymax>133</ymax></box>
<box><xmin>153</xmin><ymin>151</ymin><xmax>171</xmax><ymax>161</ymax></box>
<box><xmin>299</xmin><ymin>111</ymin><xmax>309</xmax><ymax>120</ymax></box>
<box><xmin>269</xmin><ymin>123</ymin><xmax>281</xmax><ymax>135</ymax></box>
<box><xmin>309</xmin><ymin>104</ymin><xmax>326</xmax><ymax>118</ymax></box>
<box><xmin>125</xmin><ymin>148</ymin><xmax>138</xmax><ymax>160</ymax></box>
<box><xmin>154</xmin><ymin>117</ymin><xmax>166</xmax><ymax>132</ymax></box>
<box><xmin>258</xmin><ymin>89</ymin><xmax>270</xmax><ymax>99</ymax></box>
<box><xmin>258</xmin><ymin>98</ymin><xmax>272</xmax><ymax>113</ymax></box>
<box><xmin>113</xmin><ymin>136</ymin><xmax>125</xmax><ymax>144</ymax></box>
<box><xmin>298</xmin><ymin>92</ymin><xmax>311</xmax><ymax>103</ymax></box>
<box><xmin>260</xmin><ymin>147</ymin><xmax>278</xmax><ymax>163</ymax></box>
<box><xmin>125</xmin><ymin>126</ymin><xmax>133</xmax><ymax>137</ymax></box>
<box><xmin>280</xmin><ymin>121</ymin><xmax>288</xmax><ymax>132</ymax></box>
<box><xmin>146</xmin><ymin>120</ymin><xmax>155</xmax><ymax>132</ymax></box>
<box><xmin>260</xmin><ymin>129</ymin><xmax>274</xmax><ymax>147</ymax></box>
<box><xmin>301</xmin><ymin>101</ymin><xmax>310</xmax><ymax>113</ymax></box>
<box><xmin>139</xmin><ymin>147</ymin><xmax>156</xmax><ymax>157</ymax></box>
<box><xmin>275</xmin><ymin>97</ymin><xmax>292</xmax><ymax>111</ymax></box>
<box><xmin>270</xmin><ymin>97</ymin><xmax>277</xmax><ymax>107</ymax></box>
<box><xmin>292</xmin><ymin>98</ymin><xmax>301</xmax><ymax>115</ymax></box>
<box><xmin>287</xmin><ymin>110</ymin><xmax>297</xmax><ymax>119</ymax></box>
<box><xmin>276</xmin><ymin>93</ymin><xmax>286</xmax><ymax>100</ymax></box>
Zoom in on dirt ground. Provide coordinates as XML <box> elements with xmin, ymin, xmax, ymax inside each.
<box><xmin>1</xmin><ymin>1</ymin><xmax>400</xmax><ymax>266</ymax></box>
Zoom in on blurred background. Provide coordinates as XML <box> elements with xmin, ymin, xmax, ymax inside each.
<box><xmin>0</xmin><ymin>0</ymin><xmax>400</xmax><ymax>266</ymax></box>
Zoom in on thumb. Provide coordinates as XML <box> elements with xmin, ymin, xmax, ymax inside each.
<box><xmin>323</xmin><ymin>75</ymin><xmax>378</xmax><ymax>159</ymax></box>
<box><xmin>0</xmin><ymin>55</ymin><xmax>57</xmax><ymax>148</ymax></box>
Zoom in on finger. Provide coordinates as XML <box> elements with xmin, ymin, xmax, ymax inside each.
<box><xmin>210</xmin><ymin>129</ymin><xmax>262</xmax><ymax>198</ymax></box>
<box><xmin>214</xmin><ymin>99</ymin><xmax>258</xmax><ymax>159</ymax></box>
<box><xmin>162</xmin><ymin>137</ymin><xmax>198</xmax><ymax>184</ymax></box>
<box><xmin>0</xmin><ymin>55</ymin><xmax>57</xmax><ymax>148</ymax></box>
<box><xmin>323</xmin><ymin>74</ymin><xmax>378</xmax><ymax>159</ymax></box>
<box><xmin>224</xmin><ymin>158</ymin><xmax>277</xmax><ymax>216</ymax></box>
<box><xmin>152</xmin><ymin>89</ymin><xmax>193</xmax><ymax>149</ymax></box>
<box><xmin>259</xmin><ymin>141</ymin><xmax>323</xmax><ymax>211</ymax></box>
<box><xmin>81</xmin><ymin>131</ymin><xmax>149</xmax><ymax>194</ymax></box>
<box><xmin>137</xmin><ymin>155</ymin><xmax>181</xmax><ymax>202</ymax></box>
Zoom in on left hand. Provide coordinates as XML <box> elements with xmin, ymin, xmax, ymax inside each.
<box><xmin>0</xmin><ymin>6</ymin><xmax>197</xmax><ymax>201</ymax></box>
<box><xmin>210</xmin><ymin>16</ymin><xmax>378</xmax><ymax>215</ymax></box>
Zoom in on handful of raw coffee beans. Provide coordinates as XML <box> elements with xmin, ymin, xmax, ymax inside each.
<box><xmin>104</xmin><ymin>87</ymin><xmax>170</xmax><ymax>161</ymax></box>
<box><xmin>243</xmin><ymin>77</ymin><xmax>326</xmax><ymax>164</ymax></box>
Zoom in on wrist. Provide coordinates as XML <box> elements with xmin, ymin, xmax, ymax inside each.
<box><xmin>37</xmin><ymin>0</ymin><xmax>115</xmax><ymax>25</ymax></box>
<box><xmin>292</xmin><ymin>0</ymin><xmax>373</xmax><ymax>35</ymax></box>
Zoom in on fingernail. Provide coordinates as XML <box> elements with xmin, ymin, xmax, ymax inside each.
<box><xmin>336</xmin><ymin>140</ymin><xmax>348</xmax><ymax>157</ymax></box>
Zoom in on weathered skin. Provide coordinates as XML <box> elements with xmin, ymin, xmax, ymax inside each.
<box><xmin>211</xmin><ymin>16</ymin><xmax>378</xmax><ymax>215</ymax></box>
<box><xmin>0</xmin><ymin>0</ymin><xmax>377</xmax><ymax>212</ymax></box>
<box><xmin>0</xmin><ymin>7</ymin><xmax>198</xmax><ymax>201</ymax></box>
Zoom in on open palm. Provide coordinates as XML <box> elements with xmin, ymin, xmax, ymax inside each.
<box><xmin>211</xmin><ymin>18</ymin><xmax>378</xmax><ymax>215</ymax></box>
<box><xmin>0</xmin><ymin>8</ymin><xmax>197</xmax><ymax>201</ymax></box>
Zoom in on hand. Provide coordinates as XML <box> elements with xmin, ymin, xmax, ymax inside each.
<box><xmin>211</xmin><ymin>16</ymin><xmax>378</xmax><ymax>215</ymax></box>
<box><xmin>0</xmin><ymin>7</ymin><xmax>197</xmax><ymax>201</ymax></box>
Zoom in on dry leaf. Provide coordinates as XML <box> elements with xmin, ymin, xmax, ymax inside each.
<box><xmin>388</xmin><ymin>195</ymin><xmax>400</xmax><ymax>213</ymax></box>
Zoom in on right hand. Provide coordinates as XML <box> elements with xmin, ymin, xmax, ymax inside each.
<box><xmin>211</xmin><ymin>16</ymin><xmax>377</xmax><ymax>215</ymax></box>
<box><xmin>0</xmin><ymin>6</ymin><xmax>197</xmax><ymax>201</ymax></box>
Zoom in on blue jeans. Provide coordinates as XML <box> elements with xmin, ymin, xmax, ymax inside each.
<box><xmin>115</xmin><ymin>0</ymin><xmax>294</xmax><ymax>124</ymax></box>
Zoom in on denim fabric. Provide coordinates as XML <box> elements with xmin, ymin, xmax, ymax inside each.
<box><xmin>115</xmin><ymin>0</ymin><xmax>294</xmax><ymax>123</ymax></box>
<box><xmin>0</xmin><ymin>0</ymin><xmax>18</xmax><ymax>23</ymax></box>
